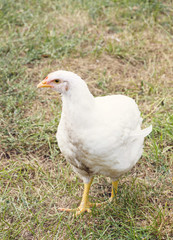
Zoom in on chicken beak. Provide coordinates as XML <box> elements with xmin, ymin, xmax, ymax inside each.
<box><xmin>37</xmin><ymin>79</ymin><xmax>53</xmax><ymax>88</ymax></box>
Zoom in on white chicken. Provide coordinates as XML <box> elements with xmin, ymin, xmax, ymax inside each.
<box><xmin>37</xmin><ymin>70</ymin><xmax>152</xmax><ymax>215</ymax></box>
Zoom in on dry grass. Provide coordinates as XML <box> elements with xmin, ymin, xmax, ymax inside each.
<box><xmin>0</xmin><ymin>0</ymin><xmax>173</xmax><ymax>239</ymax></box>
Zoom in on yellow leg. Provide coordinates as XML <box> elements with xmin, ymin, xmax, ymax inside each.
<box><xmin>109</xmin><ymin>180</ymin><xmax>118</xmax><ymax>202</ymax></box>
<box><xmin>76</xmin><ymin>177</ymin><xmax>94</xmax><ymax>215</ymax></box>
<box><xmin>58</xmin><ymin>177</ymin><xmax>94</xmax><ymax>215</ymax></box>
<box><xmin>97</xmin><ymin>180</ymin><xmax>118</xmax><ymax>205</ymax></box>
<box><xmin>58</xmin><ymin>179</ymin><xmax>118</xmax><ymax>215</ymax></box>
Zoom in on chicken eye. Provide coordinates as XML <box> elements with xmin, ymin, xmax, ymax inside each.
<box><xmin>55</xmin><ymin>79</ymin><xmax>60</xmax><ymax>83</ymax></box>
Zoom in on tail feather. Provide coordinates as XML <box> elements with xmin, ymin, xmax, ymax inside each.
<box><xmin>132</xmin><ymin>125</ymin><xmax>152</xmax><ymax>138</ymax></box>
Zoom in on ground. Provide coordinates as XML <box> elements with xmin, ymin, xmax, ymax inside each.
<box><xmin>0</xmin><ymin>0</ymin><xmax>172</xmax><ymax>239</ymax></box>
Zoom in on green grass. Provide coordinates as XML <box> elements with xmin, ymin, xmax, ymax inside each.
<box><xmin>0</xmin><ymin>0</ymin><xmax>173</xmax><ymax>239</ymax></box>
